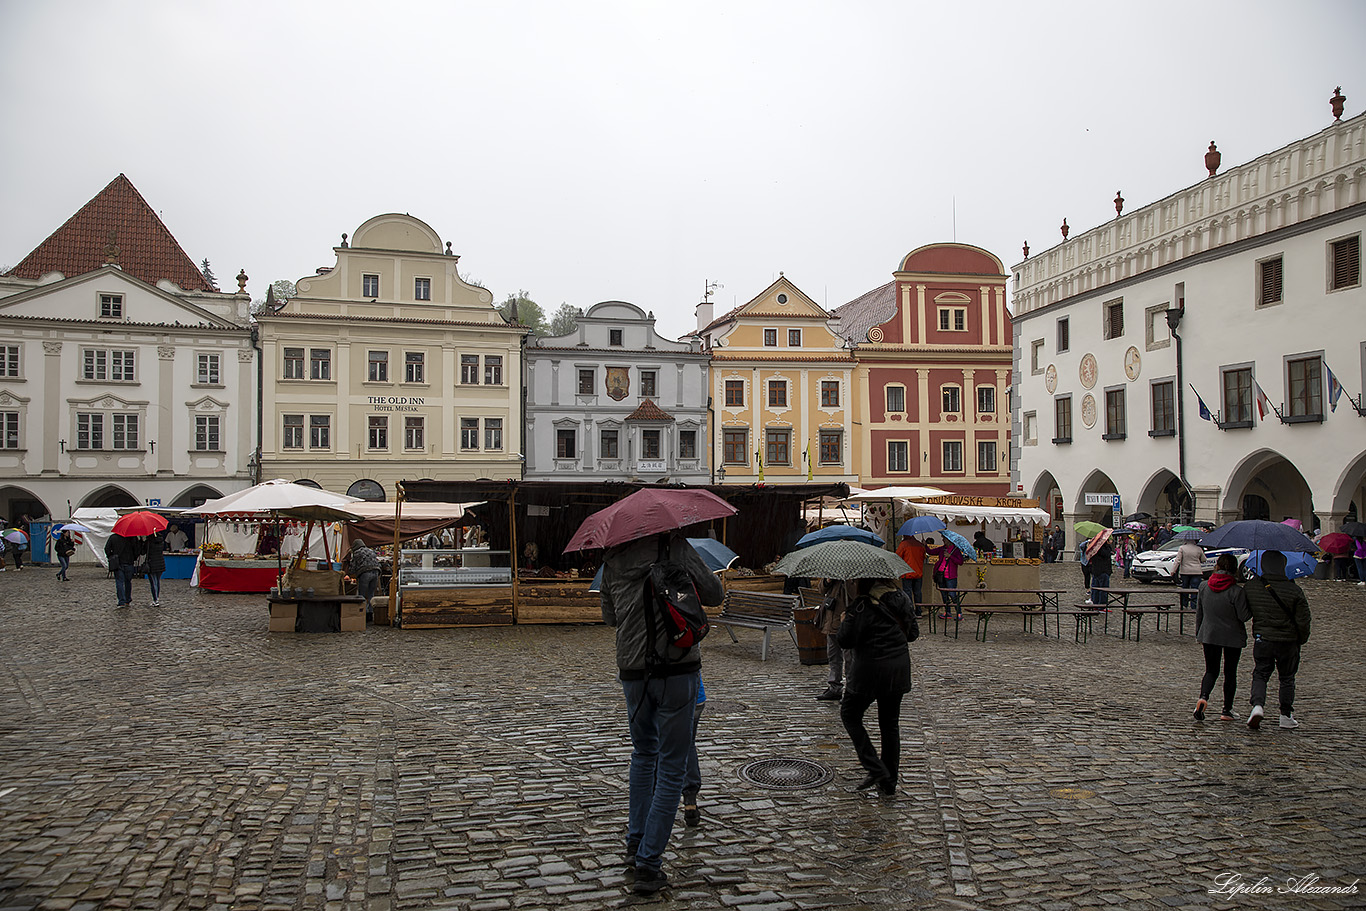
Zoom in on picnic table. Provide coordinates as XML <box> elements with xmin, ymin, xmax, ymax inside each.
<box><xmin>1088</xmin><ymin>587</ymin><xmax>1188</xmax><ymax>639</ymax></box>
<box><xmin>946</xmin><ymin>589</ymin><xmax>1070</xmax><ymax>641</ymax></box>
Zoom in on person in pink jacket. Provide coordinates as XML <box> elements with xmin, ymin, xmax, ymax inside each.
<box><xmin>926</xmin><ymin>538</ymin><xmax>967</xmax><ymax>620</ymax></box>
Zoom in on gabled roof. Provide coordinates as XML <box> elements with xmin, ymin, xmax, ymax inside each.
<box><xmin>4</xmin><ymin>174</ymin><xmax>217</xmax><ymax>292</ymax></box>
<box><xmin>625</xmin><ymin>399</ymin><xmax>675</xmax><ymax>422</ymax></box>
<box><xmin>830</xmin><ymin>280</ymin><xmax>896</xmax><ymax>343</ymax></box>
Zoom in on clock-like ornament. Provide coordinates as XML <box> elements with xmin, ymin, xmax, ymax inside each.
<box><xmin>1081</xmin><ymin>393</ymin><xmax>1097</xmax><ymax>429</ymax></box>
<box><xmin>1124</xmin><ymin>346</ymin><xmax>1142</xmax><ymax>381</ymax></box>
<box><xmin>1044</xmin><ymin>364</ymin><xmax>1058</xmax><ymax>394</ymax></box>
<box><xmin>1079</xmin><ymin>353</ymin><xmax>1098</xmax><ymax>390</ymax></box>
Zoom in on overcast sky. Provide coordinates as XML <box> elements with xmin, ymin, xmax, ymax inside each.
<box><xmin>3</xmin><ymin>1</ymin><xmax>1364</xmax><ymax>340</ymax></box>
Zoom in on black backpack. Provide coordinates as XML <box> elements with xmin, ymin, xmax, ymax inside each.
<box><xmin>644</xmin><ymin>537</ymin><xmax>710</xmax><ymax>662</ymax></box>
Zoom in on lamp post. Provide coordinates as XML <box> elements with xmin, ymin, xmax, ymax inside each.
<box><xmin>1165</xmin><ymin>306</ymin><xmax>1191</xmax><ymax>515</ymax></box>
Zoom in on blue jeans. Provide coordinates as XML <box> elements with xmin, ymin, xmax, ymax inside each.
<box><xmin>902</xmin><ymin>576</ymin><xmax>923</xmax><ymax>611</ymax></box>
<box><xmin>1090</xmin><ymin>573</ymin><xmax>1111</xmax><ymax>607</ymax></box>
<box><xmin>57</xmin><ymin>553</ymin><xmax>70</xmax><ymax>579</ymax></box>
<box><xmin>1179</xmin><ymin>574</ymin><xmax>1201</xmax><ymax>608</ymax></box>
<box><xmin>1356</xmin><ymin>556</ymin><xmax>1366</xmax><ymax>582</ymax></box>
<box><xmin>937</xmin><ymin>576</ymin><xmax>959</xmax><ymax>612</ymax></box>
<box><xmin>682</xmin><ymin>701</ymin><xmax>706</xmax><ymax>803</ymax></box>
<box><xmin>622</xmin><ymin>671</ymin><xmax>697</xmax><ymax>872</ymax></box>
<box><xmin>113</xmin><ymin>564</ymin><xmax>133</xmax><ymax>605</ymax></box>
<box><xmin>148</xmin><ymin>572</ymin><xmax>162</xmax><ymax>602</ymax></box>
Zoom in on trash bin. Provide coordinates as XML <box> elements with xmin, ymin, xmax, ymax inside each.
<box><xmin>793</xmin><ymin>608</ymin><xmax>828</xmax><ymax>665</ymax></box>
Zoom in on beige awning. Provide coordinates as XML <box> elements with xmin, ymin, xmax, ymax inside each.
<box><xmin>910</xmin><ymin>502</ymin><xmax>1050</xmax><ymax>530</ymax></box>
<box><xmin>345</xmin><ymin>501</ymin><xmax>484</xmax><ymax>520</ymax></box>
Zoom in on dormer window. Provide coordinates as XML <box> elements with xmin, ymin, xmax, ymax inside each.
<box><xmin>609</xmin><ymin>329</ymin><xmax>624</xmax><ymax>346</ymax></box>
<box><xmin>100</xmin><ymin>294</ymin><xmax>123</xmax><ymax>319</ymax></box>
<box><xmin>363</xmin><ymin>274</ymin><xmax>379</xmax><ymax>298</ymax></box>
<box><xmin>414</xmin><ymin>277</ymin><xmax>431</xmax><ymax>300</ymax></box>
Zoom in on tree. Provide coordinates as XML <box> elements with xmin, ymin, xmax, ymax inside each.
<box><xmin>200</xmin><ymin>258</ymin><xmax>218</xmax><ymax>290</ymax></box>
<box><xmin>549</xmin><ymin>303</ymin><xmax>580</xmax><ymax>336</ymax></box>
<box><xmin>250</xmin><ymin>279</ymin><xmax>297</xmax><ymax>315</ymax></box>
<box><xmin>497</xmin><ymin>290</ymin><xmax>548</xmax><ymax>337</ymax></box>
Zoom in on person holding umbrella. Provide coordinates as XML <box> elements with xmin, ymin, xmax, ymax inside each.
<box><xmin>3</xmin><ymin>528</ymin><xmax>28</xmax><ymax>570</ymax></box>
<box><xmin>1244</xmin><ymin>550</ymin><xmax>1312</xmax><ymax>730</ymax></box>
<box><xmin>1192</xmin><ymin>553</ymin><xmax>1252</xmax><ymax>722</ymax></box>
<box><xmin>1174</xmin><ymin>531</ymin><xmax>1205</xmax><ymax>609</ymax></box>
<box><xmin>1087</xmin><ymin>531</ymin><xmax>1114</xmax><ymax>607</ymax></box>
<box><xmin>55</xmin><ymin>529</ymin><xmax>77</xmax><ymax>582</ymax></box>
<box><xmin>105</xmin><ymin>533</ymin><xmax>136</xmax><ymax>607</ymax></box>
<box><xmin>925</xmin><ymin>536</ymin><xmax>967</xmax><ymax>621</ymax></box>
<box><xmin>144</xmin><ymin>530</ymin><xmax>166</xmax><ymax>607</ymax></box>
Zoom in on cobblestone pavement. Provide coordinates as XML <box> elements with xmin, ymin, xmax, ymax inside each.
<box><xmin>1</xmin><ymin>562</ymin><xmax>1363</xmax><ymax>911</ymax></box>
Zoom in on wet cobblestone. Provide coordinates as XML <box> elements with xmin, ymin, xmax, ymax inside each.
<box><xmin>0</xmin><ymin>564</ymin><xmax>1362</xmax><ymax>909</ymax></box>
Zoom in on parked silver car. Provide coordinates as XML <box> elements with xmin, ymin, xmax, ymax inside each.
<box><xmin>1129</xmin><ymin>539</ymin><xmax>1248</xmax><ymax>583</ymax></box>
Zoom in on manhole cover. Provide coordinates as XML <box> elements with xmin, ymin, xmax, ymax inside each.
<box><xmin>1049</xmin><ymin>787</ymin><xmax>1097</xmax><ymax>800</ymax></box>
<box><xmin>739</xmin><ymin>758</ymin><xmax>832</xmax><ymax>790</ymax></box>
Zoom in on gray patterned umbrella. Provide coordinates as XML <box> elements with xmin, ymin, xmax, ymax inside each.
<box><xmin>773</xmin><ymin>539</ymin><xmax>913</xmax><ymax>581</ymax></box>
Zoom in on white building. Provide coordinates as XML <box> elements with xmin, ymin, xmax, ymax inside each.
<box><xmin>526</xmin><ymin>301</ymin><xmax>710</xmax><ymax>483</ymax></box>
<box><xmin>1012</xmin><ymin>106</ymin><xmax>1366</xmax><ymax>554</ymax></box>
<box><xmin>0</xmin><ymin>175</ymin><xmax>255</xmax><ymax>522</ymax></box>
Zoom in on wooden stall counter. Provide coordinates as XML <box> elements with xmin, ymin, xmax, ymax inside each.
<box><xmin>268</xmin><ymin>595</ymin><xmax>367</xmax><ymax>632</ymax></box>
<box><xmin>515</xmin><ymin>576</ymin><xmax>602</xmax><ymax>624</ymax></box>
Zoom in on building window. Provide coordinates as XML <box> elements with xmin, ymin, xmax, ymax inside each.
<box><xmin>609</xmin><ymin>329</ymin><xmax>623</xmax><ymax>346</ymax></box>
<box><xmin>1054</xmin><ymin>396</ymin><xmax>1072</xmax><ymax>443</ymax></box>
<box><xmin>1331</xmin><ymin>235</ymin><xmax>1361</xmax><ymax>290</ymax></box>
<box><xmin>788</xmin><ymin>329</ymin><xmax>802</xmax><ymax>347</ymax></box>
<box><xmin>309</xmin><ymin>415</ymin><xmax>331</xmax><ymax>449</ymax></box>
<box><xmin>763</xmin><ymin>329</ymin><xmax>778</xmax><ymax>347</ymax></box>
<box><xmin>820</xmin><ymin>381</ymin><xmax>839</xmax><ymax>407</ymax></box>
<box><xmin>414</xmin><ymin>277</ymin><xmax>431</xmax><ymax>300</ymax></box>
<box><xmin>885</xmin><ymin>385</ymin><xmax>905</xmax><ymax>413</ymax></box>
<box><xmin>310</xmin><ymin>349</ymin><xmax>331</xmax><ymax>380</ymax></box>
<box><xmin>978</xmin><ymin>440</ymin><xmax>997</xmax><ymax>472</ymax></box>
<box><xmin>460</xmin><ymin>418</ymin><xmax>479</xmax><ymax>450</ymax></box>
<box><xmin>406</xmin><ymin>416</ymin><xmax>425</xmax><ymax>450</ymax></box>
<box><xmin>1287</xmin><ymin>356</ymin><xmax>1322</xmax><ymax>417</ymax></box>
<box><xmin>942</xmin><ymin>385</ymin><xmax>961</xmax><ymax>414</ymax></box>
<box><xmin>556</xmin><ymin>428</ymin><xmax>576</xmax><ymax>458</ymax></box>
<box><xmin>1</xmin><ymin>345</ymin><xmax>18</xmax><ymax>378</ymax></box>
<box><xmin>765</xmin><ymin>429</ymin><xmax>790</xmax><ymax>465</ymax></box>
<box><xmin>195</xmin><ymin>353</ymin><xmax>221</xmax><ymax>385</ymax></box>
<box><xmin>887</xmin><ymin>440</ymin><xmax>909</xmax><ymax>472</ymax></box>
<box><xmin>368</xmin><ymin>415</ymin><xmax>388</xmax><ymax>450</ymax></box>
<box><xmin>194</xmin><ymin>415</ymin><xmax>221</xmax><ymax>451</ymax></box>
<box><xmin>282</xmin><ymin>414</ymin><xmax>304</xmax><ymax>449</ymax></box>
<box><xmin>76</xmin><ymin>413</ymin><xmax>104</xmax><ymax>449</ymax></box>
<box><xmin>111</xmin><ymin>413</ymin><xmax>138</xmax><ymax>450</ymax></box>
<box><xmin>723</xmin><ymin>429</ymin><xmax>748</xmax><ymax>464</ymax></box>
<box><xmin>81</xmin><ymin>348</ymin><xmax>136</xmax><ymax>382</ymax></box>
<box><xmin>1223</xmin><ymin>367</ymin><xmax>1253</xmax><ymax>425</ymax></box>
<box><xmin>1103</xmin><ymin>300</ymin><xmax>1124</xmax><ymax>339</ymax></box>
<box><xmin>99</xmin><ymin>294</ymin><xmax>123</xmax><ymax>319</ymax></box>
<box><xmin>1259</xmin><ymin>257</ymin><xmax>1283</xmax><ymax>306</ymax></box>
<box><xmin>405</xmin><ymin>352</ymin><xmax>424</xmax><ymax>383</ymax></box>
<box><xmin>977</xmin><ymin>386</ymin><xmax>996</xmax><ymax>414</ymax></box>
<box><xmin>483</xmin><ymin>418</ymin><xmax>502</xmax><ymax>451</ymax></box>
<box><xmin>461</xmin><ymin>355</ymin><xmax>480</xmax><ymax>385</ymax></box>
<box><xmin>283</xmin><ymin>348</ymin><xmax>305</xmax><ymax>379</ymax></box>
<box><xmin>942</xmin><ymin>440</ymin><xmax>964</xmax><ymax>472</ymax></box>
<box><xmin>1104</xmin><ymin>388</ymin><xmax>1127</xmax><ymax>438</ymax></box>
<box><xmin>643</xmin><ymin>429</ymin><xmax>662</xmax><ymax>459</ymax></box>
<box><xmin>600</xmin><ymin>429</ymin><xmax>619</xmax><ymax>458</ymax></box>
<box><xmin>679</xmin><ymin>430</ymin><xmax>697</xmax><ymax>459</ymax></box>
<box><xmin>640</xmin><ymin>370</ymin><xmax>657</xmax><ymax>397</ymax></box>
<box><xmin>362</xmin><ymin>273</ymin><xmax>379</xmax><ymax>298</ymax></box>
<box><xmin>368</xmin><ymin>350</ymin><xmax>389</xmax><ymax>382</ymax></box>
<box><xmin>0</xmin><ymin>412</ymin><xmax>18</xmax><ymax>449</ymax></box>
<box><xmin>577</xmin><ymin>368</ymin><xmax>594</xmax><ymax>394</ymax></box>
<box><xmin>819</xmin><ymin>429</ymin><xmax>841</xmax><ymax>465</ymax></box>
<box><xmin>1151</xmin><ymin>381</ymin><xmax>1175</xmax><ymax>434</ymax></box>
<box><xmin>1057</xmin><ymin>317</ymin><xmax>1070</xmax><ymax>353</ymax></box>
<box><xmin>724</xmin><ymin>380</ymin><xmax>744</xmax><ymax>407</ymax></box>
<box><xmin>768</xmin><ymin>380</ymin><xmax>787</xmax><ymax>407</ymax></box>
<box><xmin>938</xmin><ymin>308</ymin><xmax>967</xmax><ymax>331</ymax></box>
<box><xmin>1030</xmin><ymin>339</ymin><xmax>1044</xmax><ymax>375</ymax></box>
<box><xmin>484</xmin><ymin>355</ymin><xmax>503</xmax><ymax>386</ymax></box>
<box><xmin>112</xmin><ymin>350</ymin><xmax>135</xmax><ymax>382</ymax></box>
<box><xmin>1023</xmin><ymin>411</ymin><xmax>1037</xmax><ymax>445</ymax></box>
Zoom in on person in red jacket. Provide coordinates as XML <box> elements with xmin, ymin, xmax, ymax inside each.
<box><xmin>895</xmin><ymin>534</ymin><xmax>927</xmax><ymax>617</ymax></box>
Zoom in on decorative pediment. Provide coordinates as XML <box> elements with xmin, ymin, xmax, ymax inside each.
<box><xmin>186</xmin><ymin>395</ymin><xmax>229</xmax><ymax>413</ymax></box>
<box><xmin>0</xmin><ymin>389</ymin><xmax>31</xmax><ymax>407</ymax></box>
<box><xmin>69</xmin><ymin>391</ymin><xmax>148</xmax><ymax>409</ymax></box>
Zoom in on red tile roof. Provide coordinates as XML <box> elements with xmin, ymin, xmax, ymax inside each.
<box><xmin>625</xmin><ymin>399</ymin><xmax>675</xmax><ymax>422</ymax></box>
<box><xmin>3</xmin><ymin>174</ymin><xmax>217</xmax><ymax>292</ymax></box>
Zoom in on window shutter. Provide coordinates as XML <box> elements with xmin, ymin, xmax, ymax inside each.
<box><xmin>1260</xmin><ymin>258</ymin><xmax>1282</xmax><ymax>304</ymax></box>
<box><xmin>1333</xmin><ymin>236</ymin><xmax>1360</xmax><ymax>289</ymax></box>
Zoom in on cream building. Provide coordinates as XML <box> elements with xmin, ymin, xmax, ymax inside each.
<box><xmin>256</xmin><ymin>214</ymin><xmax>526</xmax><ymax>498</ymax></box>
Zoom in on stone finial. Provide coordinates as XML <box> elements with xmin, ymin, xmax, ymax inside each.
<box><xmin>236</xmin><ymin>268</ymin><xmax>248</xmax><ymax>293</ymax></box>
<box><xmin>103</xmin><ymin>230</ymin><xmax>121</xmax><ymax>265</ymax></box>
<box><xmin>1022</xmin><ymin>241</ymin><xmax>1030</xmax><ymax>259</ymax></box>
<box><xmin>340</xmin><ymin>232</ymin><xmax>349</xmax><ymax>248</ymax></box>
<box><xmin>1205</xmin><ymin>141</ymin><xmax>1221</xmax><ymax>178</ymax></box>
<box><xmin>1060</xmin><ymin>219</ymin><xmax>1069</xmax><ymax>240</ymax></box>
<box><xmin>1331</xmin><ymin>86</ymin><xmax>1347</xmax><ymax>121</ymax></box>
<box><xmin>1114</xmin><ymin>190</ymin><xmax>1124</xmax><ymax>217</ymax></box>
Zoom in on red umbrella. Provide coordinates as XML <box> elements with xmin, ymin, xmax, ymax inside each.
<box><xmin>112</xmin><ymin>511</ymin><xmax>169</xmax><ymax>537</ymax></box>
<box><xmin>1084</xmin><ymin>527</ymin><xmax>1113</xmax><ymax>559</ymax></box>
<box><xmin>564</xmin><ymin>488</ymin><xmax>737</xmax><ymax>553</ymax></box>
<box><xmin>1317</xmin><ymin>532</ymin><xmax>1354</xmax><ymax>556</ymax></box>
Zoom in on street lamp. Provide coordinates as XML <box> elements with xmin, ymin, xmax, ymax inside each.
<box><xmin>716</xmin><ymin>466</ymin><xmax>726</xmax><ymax>484</ymax></box>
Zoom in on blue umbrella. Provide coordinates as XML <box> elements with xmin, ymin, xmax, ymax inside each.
<box><xmin>939</xmin><ymin>528</ymin><xmax>977</xmax><ymax>561</ymax></box>
<box><xmin>52</xmin><ymin>523</ymin><xmax>93</xmax><ymax>537</ymax></box>
<box><xmin>1247</xmin><ymin>550</ymin><xmax>1317</xmax><ymax>579</ymax></box>
<box><xmin>1200</xmin><ymin>520</ymin><xmax>1318</xmax><ymax>553</ymax></box>
<box><xmin>897</xmin><ymin>515</ymin><xmax>947</xmax><ymax>536</ymax></box>
<box><xmin>796</xmin><ymin>525</ymin><xmax>884</xmax><ymax>548</ymax></box>
<box><xmin>589</xmin><ymin>537</ymin><xmax>737</xmax><ymax>592</ymax></box>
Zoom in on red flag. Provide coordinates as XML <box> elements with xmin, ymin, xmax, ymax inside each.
<box><xmin>1254</xmin><ymin>380</ymin><xmax>1274</xmax><ymax>421</ymax></box>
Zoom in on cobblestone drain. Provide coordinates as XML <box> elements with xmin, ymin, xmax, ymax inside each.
<box><xmin>0</xmin><ymin>565</ymin><xmax>1362</xmax><ymax>910</ymax></box>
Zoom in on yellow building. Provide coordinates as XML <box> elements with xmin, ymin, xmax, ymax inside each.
<box><xmin>698</xmin><ymin>276</ymin><xmax>856</xmax><ymax>485</ymax></box>
<box><xmin>256</xmin><ymin>214</ymin><xmax>526</xmax><ymax>498</ymax></box>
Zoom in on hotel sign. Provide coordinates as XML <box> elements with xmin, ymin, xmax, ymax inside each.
<box><xmin>368</xmin><ymin>396</ymin><xmax>425</xmax><ymax>412</ymax></box>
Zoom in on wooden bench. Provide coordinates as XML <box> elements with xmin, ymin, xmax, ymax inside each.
<box><xmin>1122</xmin><ymin>604</ymin><xmax>1188</xmax><ymax>641</ymax></box>
<box><xmin>961</xmin><ymin>603</ymin><xmax>1048</xmax><ymax>642</ymax></box>
<box><xmin>715</xmin><ymin>590</ymin><xmax>800</xmax><ymax>661</ymax></box>
<box><xmin>1043</xmin><ymin>606</ymin><xmax>1105</xmax><ymax>642</ymax></box>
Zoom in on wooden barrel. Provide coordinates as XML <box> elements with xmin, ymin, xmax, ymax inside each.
<box><xmin>793</xmin><ymin>607</ymin><xmax>828</xmax><ymax>665</ymax></box>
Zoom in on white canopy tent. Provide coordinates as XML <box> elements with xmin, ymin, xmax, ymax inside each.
<box><xmin>909</xmin><ymin>501</ymin><xmax>1051</xmax><ymax>531</ymax></box>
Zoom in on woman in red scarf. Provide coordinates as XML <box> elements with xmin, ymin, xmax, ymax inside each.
<box><xmin>1192</xmin><ymin>553</ymin><xmax>1251</xmax><ymax>721</ymax></box>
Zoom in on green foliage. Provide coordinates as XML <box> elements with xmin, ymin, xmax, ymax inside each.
<box><xmin>497</xmin><ymin>290</ymin><xmax>548</xmax><ymax>336</ymax></box>
<box><xmin>549</xmin><ymin>303</ymin><xmax>580</xmax><ymax>336</ymax></box>
<box><xmin>250</xmin><ymin>279</ymin><xmax>298</xmax><ymax>315</ymax></box>
<box><xmin>200</xmin><ymin>258</ymin><xmax>218</xmax><ymax>290</ymax></box>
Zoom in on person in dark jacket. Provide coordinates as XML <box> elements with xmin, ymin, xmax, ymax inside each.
<box><xmin>1192</xmin><ymin>553</ymin><xmax>1252</xmax><ymax>721</ymax></box>
<box><xmin>105</xmin><ymin>533</ymin><xmax>135</xmax><ymax>607</ymax></box>
<box><xmin>1243</xmin><ymin>550</ymin><xmax>1312</xmax><ymax>730</ymax></box>
<box><xmin>1088</xmin><ymin>539</ymin><xmax>1114</xmax><ymax>606</ymax></box>
<box><xmin>55</xmin><ymin>530</ymin><xmax>76</xmax><ymax>581</ymax></box>
<box><xmin>144</xmin><ymin>533</ymin><xmax>166</xmax><ymax>606</ymax></box>
<box><xmin>837</xmin><ymin>578</ymin><xmax>918</xmax><ymax>797</ymax></box>
<box><xmin>601</xmin><ymin>531</ymin><xmax>723</xmax><ymax>895</ymax></box>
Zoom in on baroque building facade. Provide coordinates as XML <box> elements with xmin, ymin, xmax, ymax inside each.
<box><xmin>255</xmin><ymin>214</ymin><xmax>525</xmax><ymax>498</ymax></box>
<box><xmin>0</xmin><ymin>174</ymin><xmax>254</xmax><ymax>522</ymax></box>
<box><xmin>525</xmin><ymin>301</ymin><xmax>709</xmax><ymax>483</ymax></box>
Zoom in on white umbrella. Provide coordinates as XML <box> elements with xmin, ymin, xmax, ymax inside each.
<box><xmin>189</xmin><ymin>479</ymin><xmax>361</xmax><ymax>517</ymax></box>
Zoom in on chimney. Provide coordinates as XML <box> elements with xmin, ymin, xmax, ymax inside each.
<box><xmin>695</xmin><ymin>299</ymin><xmax>713</xmax><ymax>332</ymax></box>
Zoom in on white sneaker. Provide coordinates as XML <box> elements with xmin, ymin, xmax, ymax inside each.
<box><xmin>1357</xmin><ymin>581</ymin><xmax>1365</xmax><ymax>587</ymax></box>
<box><xmin>151</xmin><ymin>600</ymin><xmax>161</xmax><ymax>607</ymax></box>
<box><xmin>1279</xmin><ymin>714</ymin><xmax>1299</xmax><ymax>729</ymax></box>
<box><xmin>1247</xmin><ymin>705</ymin><xmax>1264</xmax><ymax>729</ymax></box>
<box><xmin>1082</xmin><ymin>599</ymin><xmax>1093</xmax><ymax>605</ymax></box>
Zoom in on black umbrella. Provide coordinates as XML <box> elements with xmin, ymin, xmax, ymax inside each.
<box><xmin>1200</xmin><ymin>520</ymin><xmax>1319</xmax><ymax>553</ymax></box>
<box><xmin>1340</xmin><ymin>521</ymin><xmax>1366</xmax><ymax>538</ymax></box>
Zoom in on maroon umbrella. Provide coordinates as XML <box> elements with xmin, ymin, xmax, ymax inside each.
<box><xmin>112</xmin><ymin>511</ymin><xmax>169</xmax><ymax>537</ymax></box>
<box><xmin>1317</xmin><ymin>532</ymin><xmax>1354</xmax><ymax>556</ymax></box>
<box><xmin>564</xmin><ymin>488</ymin><xmax>737</xmax><ymax>553</ymax></box>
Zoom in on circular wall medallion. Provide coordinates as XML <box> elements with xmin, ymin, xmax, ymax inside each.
<box><xmin>1079</xmin><ymin>353</ymin><xmax>1098</xmax><ymax>390</ymax></box>
<box><xmin>1081</xmin><ymin>393</ymin><xmax>1097</xmax><ymax>429</ymax></box>
<box><xmin>1044</xmin><ymin>365</ymin><xmax>1058</xmax><ymax>393</ymax></box>
<box><xmin>866</xmin><ymin>326</ymin><xmax>884</xmax><ymax>343</ymax></box>
<box><xmin>776</xmin><ymin>293</ymin><xmax>789</xmax><ymax>304</ymax></box>
<box><xmin>1124</xmin><ymin>346</ymin><xmax>1142</xmax><ymax>381</ymax></box>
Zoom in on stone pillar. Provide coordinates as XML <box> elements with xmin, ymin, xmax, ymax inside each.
<box><xmin>1318</xmin><ymin>511</ymin><xmax>1348</xmax><ymax>534</ymax></box>
<box><xmin>42</xmin><ymin>341</ymin><xmax>61</xmax><ymax>473</ymax></box>
<box><xmin>157</xmin><ymin>345</ymin><xmax>176</xmax><ymax>476</ymax></box>
<box><xmin>1062</xmin><ymin>511</ymin><xmax>1088</xmax><ymax>560</ymax></box>
<box><xmin>1192</xmin><ymin>485</ymin><xmax>1223</xmax><ymax>525</ymax></box>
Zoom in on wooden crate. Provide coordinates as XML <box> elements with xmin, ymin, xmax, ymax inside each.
<box><xmin>398</xmin><ymin>586</ymin><xmax>514</xmax><ymax>628</ymax></box>
<box><xmin>515</xmin><ymin>578</ymin><xmax>603</xmax><ymax>624</ymax></box>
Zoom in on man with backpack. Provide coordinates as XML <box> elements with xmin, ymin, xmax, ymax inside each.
<box><xmin>1243</xmin><ymin>550</ymin><xmax>1312</xmax><ymax>730</ymax></box>
<box><xmin>600</xmin><ymin>529</ymin><xmax>723</xmax><ymax>896</ymax></box>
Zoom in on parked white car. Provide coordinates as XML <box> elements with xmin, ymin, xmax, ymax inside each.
<box><xmin>1129</xmin><ymin>539</ymin><xmax>1248</xmax><ymax>583</ymax></box>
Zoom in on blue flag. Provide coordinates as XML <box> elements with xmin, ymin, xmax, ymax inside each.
<box><xmin>1192</xmin><ymin>386</ymin><xmax>1214</xmax><ymax>422</ymax></box>
<box><xmin>1327</xmin><ymin>364</ymin><xmax>1343</xmax><ymax>413</ymax></box>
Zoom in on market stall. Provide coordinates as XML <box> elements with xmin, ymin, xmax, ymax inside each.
<box><xmin>910</xmin><ymin>496</ymin><xmax>1051</xmax><ymax>605</ymax></box>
